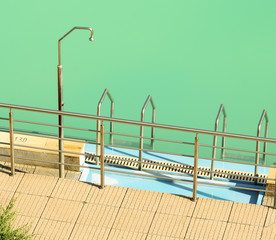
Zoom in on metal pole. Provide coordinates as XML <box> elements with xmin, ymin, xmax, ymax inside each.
<box><xmin>193</xmin><ymin>133</ymin><xmax>199</xmax><ymax>202</ymax></box>
<box><xmin>110</xmin><ymin>101</ymin><xmax>114</xmax><ymax>145</ymax></box>
<box><xmin>263</xmin><ymin>121</ymin><xmax>269</xmax><ymax>162</ymax></box>
<box><xmin>151</xmin><ymin>108</ymin><xmax>156</xmax><ymax>149</ymax></box>
<box><xmin>58</xmin><ymin>65</ymin><xmax>64</xmax><ymax>178</ymax></box>
<box><xmin>100</xmin><ymin>121</ymin><xmax>105</xmax><ymax>189</ymax></box>
<box><xmin>211</xmin><ymin>135</ymin><xmax>217</xmax><ymax>180</ymax></box>
<box><xmin>96</xmin><ymin>120</ymin><xmax>100</xmax><ymax>165</ymax></box>
<box><xmin>222</xmin><ymin>117</ymin><xmax>227</xmax><ymax>158</ymax></box>
<box><xmin>9</xmin><ymin>109</ymin><xmax>15</xmax><ymax>176</ymax></box>
<box><xmin>139</xmin><ymin>124</ymin><xmax>144</xmax><ymax>171</ymax></box>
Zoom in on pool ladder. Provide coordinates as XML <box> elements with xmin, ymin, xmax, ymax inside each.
<box><xmin>94</xmin><ymin>89</ymin><xmax>270</xmax><ymax>183</ymax></box>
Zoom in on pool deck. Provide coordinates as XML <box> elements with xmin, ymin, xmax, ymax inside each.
<box><xmin>0</xmin><ymin>167</ymin><xmax>276</xmax><ymax>239</ymax></box>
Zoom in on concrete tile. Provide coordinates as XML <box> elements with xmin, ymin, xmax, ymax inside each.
<box><xmin>185</xmin><ymin>218</ymin><xmax>226</xmax><ymax>240</ymax></box>
<box><xmin>0</xmin><ymin>190</ymin><xmax>14</xmax><ymax>208</ymax></box>
<box><xmin>147</xmin><ymin>235</ymin><xmax>183</xmax><ymax>240</ymax></box>
<box><xmin>51</xmin><ymin>178</ymin><xmax>91</xmax><ymax>201</ymax></box>
<box><xmin>264</xmin><ymin>207</ymin><xmax>276</xmax><ymax>227</ymax></box>
<box><xmin>148</xmin><ymin>213</ymin><xmax>190</xmax><ymax>238</ymax></box>
<box><xmin>69</xmin><ymin>224</ymin><xmax>110</xmax><ymax>240</ymax></box>
<box><xmin>223</xmin><ymin>223</ymin><xmax>262</xmax><ymax>240</ymax></box>
<box><xmin>193</xmin><ymin>198</ymin><xmax>233</xmax><ymax>221</ymax></box>
<box><xmin>12</xmin><ymin>215</ymin><xmax>39</xmax><ymax>233</ymax></box>
<box><xmin>77</xmin><ymin>203</ymin><xmax>119</xmax><ymax>228</ymax></box>
<box><xmin>229</xmin><ymin>202</ymin><xmax>268</xmax><ymax>226</ymax></box>
<box><xmin>113</xmin><ymin>208</ymin><xmax>155</xmax><ymax>233</ymax></box>
<box><xmin>13</xmin><ymin>193</ymin><xmax>48</xmax><ymax>217</ymax></box>
<box><xmin>107</xmin><ymin>229</ymin><xmax>147</xmax><ymax>240</ymax></box>
<box><xmin>0</xmin><ymin>171</ymin><xmax>24</xmax><ymax>192</ymax></box>
<box><xmin>121</xmin><ymin>188</ymin><xmax>162</xmax><ymax>212</ymax></box>
<box><xmin>41</xmin><ymin>198</ymin><xmax>83</xmax><ymax>222</ymax></box>
<box><xmin>157</xmin><ymin>193</ymin><xmax>196</xmax><ymax>217</ymax></box>
<box><xmin>261</xmin><ymin>226</ymin><xmax>276</xmax><ymax>240</ymax></box>
<box><xmin>86</xmin><ymin>185</ymin><xmax>127</xmax><ymax>207</ymax></box>
<box><xmin>33</xmin><ymin>219</ymin><xmax>74</xmax><ymax>240</ymax></box>
<box><xmin>17</xmin><ymin>174</ymin><xmax>57</xmax><ymax>196</ymax></box>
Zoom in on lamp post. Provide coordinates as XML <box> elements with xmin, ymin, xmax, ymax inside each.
<box><xmin>57</xmin><ymin>27</ymin><xmax>94</xmax><ymax>178</ymax></box>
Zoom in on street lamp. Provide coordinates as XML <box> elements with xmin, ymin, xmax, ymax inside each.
<box><xmin>57</xmin><ymin>26</ymin><xmax>94</xmax><ymax>178</ymax></box>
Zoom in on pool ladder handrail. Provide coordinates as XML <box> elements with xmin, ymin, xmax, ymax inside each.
<box><xmin>210</xmin><ymin>104</ymin><xmax>227</xmax><ymax>180</ymax></box>
<box><xmin>255</xmin><ymin>109</ymin><xmax>269</xmax><ymax>182</ymax></box>
<box><xmin>139</xmin><ymin>95</ymin><xmax>156</xmax><ymax>170</ymax></box>
<box><xmin>96</xmin><ymin>88</ymin><xmax>114</xmax><ymax>164</ymax></box>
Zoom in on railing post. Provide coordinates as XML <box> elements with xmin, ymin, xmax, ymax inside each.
<box><xmin>211</xmin><ymin>135</ymin><xmax>217</xmax><ymax>180</ymax></box>
<box><xmin>139</xmin><ymin>125</ymin><xmax>144</xmax><ymax>171</ymax></box>
<box><xmin>255</xmin><ymin>141</ymin><xmax>260</xmax><ymax>184</ymax></box>
<box><xmin>100</xmin><ymin>121</ymin><xmax>105</xmax><ymax>189</ymax></box>
<box><xmin>193</xmin><ymin>133</ymin><xmax>199</xmax><ymax>202</ymax></box>
<box><xmin>9</xmin><ymin>109</ymin><xmax>15</xmax><ymax>176</ymax></box>
<box><xmin>58</xmin><ymin>112</ymin><xmax>64</xmax><ymax>178</ymax></box>
<box><xmin>96</xmin><ymin>120</ymin><xmax>100</xmax><ymax>165</ymax></box>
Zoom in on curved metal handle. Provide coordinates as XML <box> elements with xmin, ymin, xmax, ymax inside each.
<box><xmin>58</xmin><ymin>26</ymin><xmax>94</xmax><ymax>65</ymax></box>
<box><xmin>210</xmin><ymin>104</ymin><xmax>227</xmax><ymax>180</ymax></box>
<box><xmin>139</xmin><ymin>95</ymin><xmax>156</xmax><ymax>170</ymax></box>
<box><xmin>96</xmin><ymin>89</ymin><xmax>114</xmax><ymax>163</ymax></box>
<box><xmin>255</xmin><ymin>110</ymin><xmax>269</xmax><ymax>181</ymax></box>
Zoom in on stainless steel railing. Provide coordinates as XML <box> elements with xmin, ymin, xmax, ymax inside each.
<box><xmin>210</xmin><ymin>104</ymin><xmax>227</xmax><ymax>180</ymax></box>
<box><xmin>96</xmin><ymin>89</ymin><xmax>114</xmax><ymax>164</ymax></box>
<box><xmin>139</xmin><ymin>95</ymin><xmax>156</xmax><ymax>170</ymax></box>
<box><xmin>255</xmin><ymin>109</ymin><xmax>269</xmax><ymax>183</ymax></box>
<box><xmin>0</xmin><ymin>102</ymin><xmax>276</xmax><ymax>204</ymax></box>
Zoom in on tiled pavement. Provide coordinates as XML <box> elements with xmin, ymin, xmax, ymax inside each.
<box><xmin>0</xmin><ymin>170</ymin><xmax>276</xmax><ymax>239</ymax></box>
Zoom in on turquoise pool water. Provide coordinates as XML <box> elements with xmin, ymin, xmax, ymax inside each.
<box><xmin>80</xmin><ymin>144</ymin><xmax>267</xmax><ymax>205</ymax></box>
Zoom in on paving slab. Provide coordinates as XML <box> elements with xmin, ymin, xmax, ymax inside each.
<box><xmin>112</xmin><ymin>208</ymin><xmax>155</xmax><ymax>233</ymax></box>
<box><xmin>69</xmin><ymin>224</ymin><xmax>110</xmax><ymax>240</ymax></box>
<box><xmin>0</xmin><ymin>171</ymin><xmax>24</xmax><ymax>192</ymax></box>
<box><xmin>0</xmin><ymin>190</ymin><xmax>14</xmax><ymax>208</ymax></box>
<box><xmin>13</xmin><ymin>193</ymin><xmax>48</xmax><ymax>217</ymax></box>
<box><xmin>86</xmin><ymin>185</ymin><xmax>127</xmax><ymax>207</ymax></box>
<box><xmin>229</xmin><ymin>202</ymin><xmax>268</xmax><ymax>226</ymax></box>
<box><xmin>12</xmin><ymin>215</ymin><xmax>39</xmax><ymax>233</ymax></box>
<box><xmin>16</xmin><ymin>174</ymin><xmax>58</xmax><ymax>196</ymax></box>
<box><xmin>108</xmin><ymin>229</ymin><xmax>147</xmax><ymax>240</ymax></box>
<box><xmin>193</xmin><ymin>198</ymin><xmax>233</xmax><ymax>221</ymax></box>
<box><xmin>33</xmin><ymin>219</ymin><xmax>74</xmax><ymax>240</ymax></box>
<box><xmin>41</xmin><ymin>198</ymin><xmax>83</xmax><ymax>222</ymax></box>
<box><xmin>51</xmin><ymin>178</ymin><xmax>91</xmax><ymax>201</ymax></box>
<box><xmin>148</xmin><ymin>214</ymin><xmax>190</xmax><ymax>238</ymax></box>
<box><xmin>157</xmin><ymin>193</ymin><xmax>196</xmax><ymax>217</ymax></box>
<box><xmin>76</xmin><ymin>203</ymin><xmax>119</xmax><ymax>228</ymax></box>
<box><xmin>120</xmin><ymin>188</ymin><xmax>162</xmax><ymax>212</ymax></box>
<box><xmin>223</xmin><ymin>223</ymin><xmax>263</xmax><ymax>240</ymax></box>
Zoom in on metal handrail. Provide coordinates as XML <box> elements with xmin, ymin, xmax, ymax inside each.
<box><xmin>1</xmin><ymin>102</ymin><xmax>276</xmax><ymax>205</ymax></box>
<box><xmin>210</xmin><ymin>104</ymin><xmax>227</xmax><ymax>180</ymax></box>
<box><xmin>0</xmin><ymin>103</ymin><xmax>275</xmax><ymax>143</ymax></box>
<box><xmin>255</xmin><ymin>109</ymin><xmax>269</xmax><ymax>183</ymax></box>
<box><xmin>96</xmin><ymin>89</ymin><xmax>114</xmax><ymax>164</ymax></box>
<box><xmin>139</xmin><ymin>95</ymin><xmax>156</xmax><ymax>170</ymax></box>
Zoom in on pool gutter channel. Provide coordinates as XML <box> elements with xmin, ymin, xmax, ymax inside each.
<box><xmin>85</xmin><ymin>151</ymin><xmax>267</xmax><ymax>184</ymax></box>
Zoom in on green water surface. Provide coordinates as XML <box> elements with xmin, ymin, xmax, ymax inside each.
<box><xmin>1</xmin><ymin>0</ymin><xmax>276</xmax><ymax>165</ymax></box>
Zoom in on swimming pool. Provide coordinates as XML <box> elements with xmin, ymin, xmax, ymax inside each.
<box><xmin>80</xmin><ymin>144</ymin><xmax>267</xmax><ymax>205</ymax></box>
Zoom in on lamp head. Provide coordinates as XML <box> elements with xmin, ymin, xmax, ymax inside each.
<box><xmin>89</xmin><ymin>29</ymin><xmax>94</xmax><ymax>41</ymax></box>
